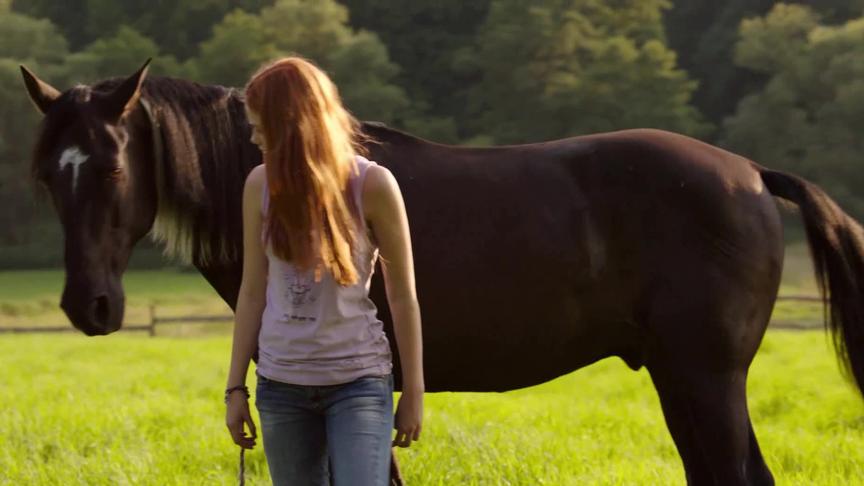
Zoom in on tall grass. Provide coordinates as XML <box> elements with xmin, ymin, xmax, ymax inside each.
<box><xmin>0</xmin><ymin>331</ymin><xmax>861</xmax><ymax>485</ymax></box>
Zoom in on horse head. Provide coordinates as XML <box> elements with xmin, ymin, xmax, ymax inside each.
<box><xmin>21</xmin><ymin>60</ymin><xmax>159</xmax><ymax>335</ymax></box>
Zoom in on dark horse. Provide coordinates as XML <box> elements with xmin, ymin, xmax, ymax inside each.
<box><xmin>21</xmin><ymin>61</ymin><xmax>864</xmax><ymax>485</ymax></box>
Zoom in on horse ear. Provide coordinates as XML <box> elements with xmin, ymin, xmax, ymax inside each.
<box><xmin>101</xmin><ymin>58</ymin><xmax>151</xmax><ymax>122</ymax></box>
<box><xmin>20</xmin><ymin>65</ymin><xmax>61</xmax><ymax>115</ymax></box>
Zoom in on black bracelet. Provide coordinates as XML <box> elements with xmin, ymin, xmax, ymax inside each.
<box><xmin>224</xmin><ymin>385</ymin><xmax>250</xmax><ymax>404</ymax></box>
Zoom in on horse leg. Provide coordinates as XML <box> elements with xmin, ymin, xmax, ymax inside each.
<box><xmin>745</xmin><ymin>420</ymin><xmax>773</xmax><ymax>486</ymax></box>
<box><xmin>648</xmin><ymin>364</ymin><xmax>774</xmax><ymax>486</ymax></box>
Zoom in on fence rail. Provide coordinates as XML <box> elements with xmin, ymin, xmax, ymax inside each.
<box><xmin>775</xmin><ymin>295</ymin><xmax>824</xmax><ymax>302</ymax></box>
<box><xmin>1</xmin><ymin>295</ymin><xmax>828</xmax><ymax>335</ymax></box>
<box><xmin>0</xmin><ymin>304</ymin><xmax>233</xmax><ymax>336</ymax></box>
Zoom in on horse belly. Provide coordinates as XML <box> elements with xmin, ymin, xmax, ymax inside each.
<box><xmin>412</xmin><ymin>200</ymin><xmax>622</xmax><ymax>391</ymax></box>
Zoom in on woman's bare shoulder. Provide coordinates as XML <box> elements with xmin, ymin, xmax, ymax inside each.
<box><xmin>246</xmin><ymin>163</ymin><xmax>266</xmax><ymax>187</ymax></box>
<box><xmin>243</xmin><ymin>164</ymin><xmax>267</xmax><ymax>218</ymax></box>
<box><xmin>363</xmin><ymin>163</ymin><xmax>397</xmax><ymax>195</ymax></box>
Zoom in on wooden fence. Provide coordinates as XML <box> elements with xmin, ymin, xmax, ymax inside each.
<box><xmin>0</xmin><ymin>295</ymin><xmax>829</xmax><ymax>335</ymax></box>
<box><xmin>770</xmin><ymin>294</ymin><xmax>826</xmax><ymax>330</ymax></box>
<box><xmin>0</xmin><ymin>304</ymin><xmax>233</xmax><ymax>335</ymax></box>
<box><xmin>775</xmin><ymin>295</ymin><xmax>823</xmax><ymax>303</ymax></box>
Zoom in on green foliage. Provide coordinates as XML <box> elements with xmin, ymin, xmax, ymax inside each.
<box><xmin>339</xmin><ymin>1</ymin><xmax>492</xmax><ymax>142</ymax></box>
<box><xmin>10</xmin><ymin>0</ymin><xmax>90</xmax><ymax>50</ymax></box>
<box><xmin>93</xmin><ymin>0</ymin><xmax>271</xmax><ymax>60</ymax></box>
<box><xmin>0</xmin><ymin>11</ymin><xmax>68</xmax><ymax>247</ymax></box>
<box><xmin>722</xmin><ymin>4</ymin><xmax>864</xmax><ymax>219</ymax></box>
<box><xmin>467</xmin><ymin>0</ymin><xmax>707</xmax><ymax>144</ymax></box>
<box><xmin>325</xmin><ymin>30</ymin><xmax>411</xmax><ymax>123</ymax></box>
<box><xmin>665</xmin><ymin>0</ymin><xmax>864</xmax><ymax>129</ymax></box>
<box><xmin>733</xmin><ymin>3</ymin><xmax>821</xmax><ymax>74</ymax></box>
<box><xmin>664</xmin><ymin>0</ymin><xmax>774</xmax><ymax>128</ymax></box>
<box><xmin>0</xmin><ymin>10</ymin><xmax>68</xmax><ymax>65</ymax></box>
<box><xmin>797</xmin><ymin>0</ymin><xmax>864</xmax><ymax>22</ymax></box>
<box><xmin>11</xmin><ymin>0</ymin><xmax>271</xmax><ymax>58</ymax></box>
<box><xmin>62</xmin><ymin>25</ymin><xmax>186</xmax><ymax>85</ymax></box>
<box><xmin>192</xmin><ymin>9</ymin><xmax>278</xmax><ymax>89</ymax></box>
<box><xmin>193</xmin><ymin>0</ymin><xmax>409</xmax><ymax>123</ymax></box>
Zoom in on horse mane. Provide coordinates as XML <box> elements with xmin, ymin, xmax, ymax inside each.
<box><xmin>116</xmin><ymin>76</ymin><xmax>259</xmax><ymax>267</ymax></box>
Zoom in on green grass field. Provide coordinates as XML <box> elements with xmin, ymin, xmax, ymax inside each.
<box><xmin>1</xmin><ymin>242</ymin><xmax>863</xmax><ymax>484</ymax></box>
<box><xmin>0</xmin><ymin>269</ymin><xmax>232</xmax><ymax>332</ymax></box>
<box><xmin>0</xmin><ymin>332</ymin><xmax>861</xmax><ymax>485</ymax></box>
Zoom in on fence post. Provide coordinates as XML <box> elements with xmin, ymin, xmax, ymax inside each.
<box><xmin>148</xmin><ymin>304</ymin><xmax>156</xmax><ymax>337</ymax></box>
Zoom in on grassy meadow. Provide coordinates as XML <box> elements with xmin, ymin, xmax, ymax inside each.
<box><xmin>1</xmin><ymin>242</ymin><xmax>863</xmax><ymax>485</ymax></box>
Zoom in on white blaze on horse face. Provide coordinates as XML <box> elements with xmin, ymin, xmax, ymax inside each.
<box><xmin>58</xmin><ymin>146</ymin><xmax>89</xmax><ymax>195</ymax></box>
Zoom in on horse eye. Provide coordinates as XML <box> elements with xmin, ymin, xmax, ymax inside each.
<box><xmin>108</xmin><ymin>167</ymin><xmax>124</xmax><ymax>180</ymax></box>
<box><xmin>94</xmin><ymin>166</ymin><xmax>119</xmax><ymax>180</ymax></box>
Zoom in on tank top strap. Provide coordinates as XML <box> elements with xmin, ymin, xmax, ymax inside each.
<box><xmin>261</xmin><ymin>171</ymin><xmax>270</xmax><ymax>217</ymax></box>
<box><xmin>350</xmin><ymin>154</ymin><xmax>377</xmax><ymax>220</ymax></box>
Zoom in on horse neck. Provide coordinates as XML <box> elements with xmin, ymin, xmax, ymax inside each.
<box><xmin>138</xmin><ymin>82</ymin><xmax>258</xmax><ymax>267</ymax></box>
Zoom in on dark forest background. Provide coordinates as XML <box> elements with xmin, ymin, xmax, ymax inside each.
<box><xmin>2</xmin><ymin>0</ymin><xmax>863</xmax><ymax>268</ymax></box>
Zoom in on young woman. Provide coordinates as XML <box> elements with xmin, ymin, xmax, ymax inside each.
<box><xmin>224</xmin><ymin>56</ymin><xmax>424</xmax><ymax>485</ymax></box>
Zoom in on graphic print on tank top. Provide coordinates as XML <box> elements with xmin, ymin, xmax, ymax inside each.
<box><xmin>273</xmin><ymin>260</ymin><xmax>325</xmax><ymax>323</ymax></box>
<box><xmin>287</xmin><ymin>271</ymin><xmax>316</xmax><ymax>306</ymax></box>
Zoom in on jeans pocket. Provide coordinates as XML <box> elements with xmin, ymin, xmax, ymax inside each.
<box><xmin>354</xmin><ymin>374</ymin><xmax>389</xmax><ymax>386</ymax></box>
<box><xmin>254</xmin><ymin>374</ymin><xmax>288</xmax><ymax>413</ymax></box>
<box><xmin>354</xmin><ymin>374</ymin><xmax>394</xmax><ymax>399</ymax></box>
<box><xmin>255</xmin><ymin>373</ymin><xmax>271</xmax><ymax>399</ymax></box>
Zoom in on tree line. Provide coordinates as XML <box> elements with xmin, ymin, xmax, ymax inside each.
<box><xmin>2</xmin><ymin>0</ymin><xmax>863</xmax><ymax>268</ymax></box>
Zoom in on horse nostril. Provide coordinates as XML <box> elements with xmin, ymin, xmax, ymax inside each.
<box><xmin>93</xmin><ymin>295</ymin><xmax>110</xmax><ymax>327</ymax></box>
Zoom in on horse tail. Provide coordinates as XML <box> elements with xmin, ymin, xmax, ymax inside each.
<box><xmin>760</xmin><ymin>167</ymin><xmax>864</xmax><ymax>397</ymax></box>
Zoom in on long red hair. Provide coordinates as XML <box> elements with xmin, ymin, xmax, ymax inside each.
<box><xmin>245</xmin><ymin>57</ymin><xmax>368</xmax><ymax>285</ymax></box>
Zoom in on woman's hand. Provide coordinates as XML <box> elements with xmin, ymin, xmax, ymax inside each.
<box><xmin>392</xmin><ymin>389</ymin><xmax>423</xmax><ymax>448</ymax></box>
<box><xmin>226</xmin><ymin>392</ymin><xmax>257</xmax><ymax>449</ymax></box>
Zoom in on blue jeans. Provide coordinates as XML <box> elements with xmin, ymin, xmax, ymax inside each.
<box><xmin>255</xmin><ymin>372</ymin><xmax>394</xmax><ymax>486</ymax></box>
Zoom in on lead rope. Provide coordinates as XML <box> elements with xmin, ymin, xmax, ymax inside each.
<box><xmin>239</xmin><ymin>447</ymin><xmax>245</xmax><ymax>486</ymax></box>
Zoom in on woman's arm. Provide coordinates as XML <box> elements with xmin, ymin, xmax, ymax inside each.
<box><xmin>364</xmin><ymin>164</ymin><xmax>424</xmax><ymax>447</ymax></box>
<box><xmin>225</xmin><ymin>164</ymin><xmax>268</xmax><ymax>449</ymax></box>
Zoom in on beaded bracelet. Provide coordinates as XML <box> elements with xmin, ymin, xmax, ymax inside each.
<box><xmin>224</xmin><ymin>385</ymin><xmax>250</xmax><ymax>404</ymax></box>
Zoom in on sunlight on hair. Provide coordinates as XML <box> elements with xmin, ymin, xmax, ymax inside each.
<box><xmin>245</xmin><ymin>56</ymin><xmax>369</xmax><ymax>286</ymax></box>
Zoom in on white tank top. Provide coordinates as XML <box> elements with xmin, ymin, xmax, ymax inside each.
<box><xmin>256</xmin><ymin>155</ymin><xmax>393</xmax><ymax>385</ymax></box>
